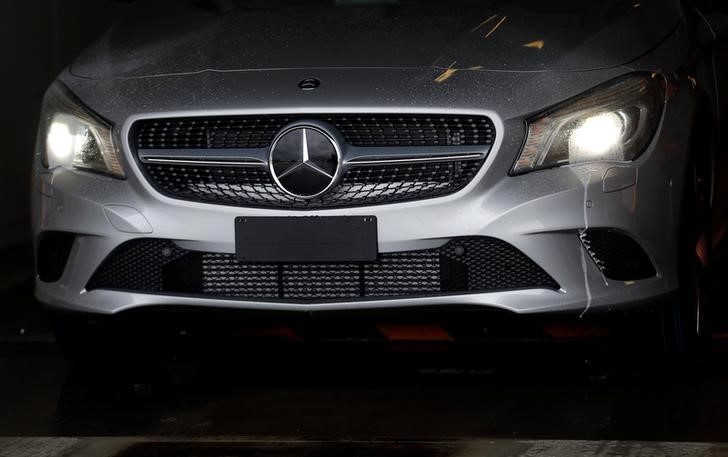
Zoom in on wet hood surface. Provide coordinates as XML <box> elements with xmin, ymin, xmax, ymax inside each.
<box><xmin>71</xmin><ymin>0</ymin><xmax>677</xmax><ymax>79</ymax></box>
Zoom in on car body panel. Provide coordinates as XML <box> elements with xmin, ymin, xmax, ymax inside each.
<box><xmin>70</xmin><ymin>0</ymin><xmax>677</xmax><ymax>79</ymax></box>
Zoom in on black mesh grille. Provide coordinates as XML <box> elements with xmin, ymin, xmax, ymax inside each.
<box><xmin>329</xmin><ymin>115</ymin><xmax>494</xmax><ymax>147</ymax></box>
<box><xmin>87</xmin><ymin>237</ymin><xmax>559</xmax><ymax>302</ymax></box>
<box><xmin>579</xmin><ymin>229</ymin><xmax>656</xmax><ymax>281</ymax></box>
<box><xmin>142</xmin><ymin>159</ymin><xmax>484</xmax><ymax>209</ymax></box>
<box><xmin>135</xmin><ymin>114</ymin><xmax>495</xmax><ymax>149</ymax></box>
<box><xmin>134</xmin><ymin>114</ymin><xmax>494</xmax><ymax>208</ymax></box>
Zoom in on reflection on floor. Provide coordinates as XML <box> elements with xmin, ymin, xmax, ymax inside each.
<box><xmin>2</xmin><ymin>338</ymin><xmax>728</xmax><ymax>443</ymax></box>
<box><xmin>0</xmin><ymin>437</ymin><xmax>725</xmax><ymax>457</ymax></box>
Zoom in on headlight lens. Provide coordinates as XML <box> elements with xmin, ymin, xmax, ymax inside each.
<box><xmin>38</xmin><ymin>82</ymin><xmax>124</xmax><ymax>178</ymax></box>
<box><xmin>512</xmin><ymin>73</ymin><xmax>666</xmax><ymax>175</ymax></box>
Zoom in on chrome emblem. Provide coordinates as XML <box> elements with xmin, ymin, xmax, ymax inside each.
<box><xmin>269</xmin><ymin>125</ymin><xmax>340</xmax><ymax>199</ymax></box>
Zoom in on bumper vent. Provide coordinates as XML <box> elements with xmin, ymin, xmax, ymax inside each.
<box><xmin>579</xmin><ymin>229</ymin><xmax>656</xmax><ymax>281</ymax></box>
<box><xmin>36</xmin><ymin>232</ymin><xmax>75</xmax><ymax>282</ymax></box>
<box><xmin>87</xmin><ymin>237</ymin><xmax>558</xmax><ymax>302</ymax></box>
<box><xmin>135</xmin><ymin>114</ymin><xmax>495</xmax><ymax>149</ymax></box>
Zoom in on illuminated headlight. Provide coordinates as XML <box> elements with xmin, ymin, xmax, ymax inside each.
<box><xmin>38</xmin><ymin>82</ymin><xmax>124</xmax><ymax>178</ymax></box>
<box><xmin>512</xmin><ymin>73</ymin><xmax>666</xmax><ymax>174</ymax></box>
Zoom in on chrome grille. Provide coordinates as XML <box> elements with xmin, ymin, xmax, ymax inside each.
<box><xmin>133</xmin><ymin>113</ymin><xmax>495</xmax><ymax>208</ymax></box>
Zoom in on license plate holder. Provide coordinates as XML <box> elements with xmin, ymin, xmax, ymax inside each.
<box><xmin>235</xmin><ymin>216</ymin><xmax>378</xmax><ymax>262</ymax></box>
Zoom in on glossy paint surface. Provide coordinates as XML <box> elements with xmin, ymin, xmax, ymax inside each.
<box><xmin>71</xmin><ymin>0</ymin><xmax>677</xmax><ymax>78</ymax></box>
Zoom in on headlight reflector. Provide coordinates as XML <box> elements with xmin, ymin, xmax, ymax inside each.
<box><xmin>512</xmin><ymin>73</ymin><xmax>665</xmax><ymax>175</ymax></box>
<box><xmin>39</xmin><ymin>82</ymin><xmax>124</xmax><ymax>178</ymax></box>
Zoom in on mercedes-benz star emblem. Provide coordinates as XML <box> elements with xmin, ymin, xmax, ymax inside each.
<box><xmin>269</xmin><ymin>125</ymin><xmax>340</xmax><ymax>199</ymax></box>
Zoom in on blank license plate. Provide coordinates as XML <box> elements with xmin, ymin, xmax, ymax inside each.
<box><xmin>235</xmin><ymin>216</ymin><xmax>378</xmax><ymax>262</ymax></box>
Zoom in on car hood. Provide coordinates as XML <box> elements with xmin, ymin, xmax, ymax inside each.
<box><xmin>71</xmin><ymin>0</ymin><xmax>677</xmax><ymax>80</ymax></box>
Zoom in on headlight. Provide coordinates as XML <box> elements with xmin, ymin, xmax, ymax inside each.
<box><xmin>512</xmin><ymin>73</ymin><xmax>665</xmax><ymax>175</ymax></box>
<box><xmin>38</xmin><ymin>82</ymin><xmax>124</xmax><ymax>178</ymax></box>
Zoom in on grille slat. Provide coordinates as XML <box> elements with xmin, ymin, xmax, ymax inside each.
<box><xmin>86</xmin><ymin>237</ymin><xmax>559</xmax><ymax>302</ymax></box>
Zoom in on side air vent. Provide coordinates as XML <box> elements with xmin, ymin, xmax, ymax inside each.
<box><xmin>36</xmin><ymin>232</ymin><xmax>76</xmax><ymax>282</ymax></box>
<box><xmin>579</xmin><ymin>229</ymin><xmax>656</xmax><ymax>281</ymax></box>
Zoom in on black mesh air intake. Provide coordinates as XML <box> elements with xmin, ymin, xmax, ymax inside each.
<box><xmin>141</xmin><ymin>159</ymin><xmax>484</xmax><ymax>209</ymax></box>
<box><xmin>135</xmin><ymin>114</ymin><xmax>495</xmax><ymax>149</ymax></box>
<box><xmin>36</xmin><ymin>232</ymin><xmax>76</xmax><ymax>282</ymax></box>
<box><xmin>579</xmin><ymin>229</ymin><xmax>656</xmax><ymax>281</ymax></box>
<box><xmin>87</xmin><ymin>237</ymin><xmax>559</xmax><ymax>302</ymax></box>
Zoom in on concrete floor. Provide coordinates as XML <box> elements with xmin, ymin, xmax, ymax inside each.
<box><xmin>0</xmin><ymin>339</ymin><xmax>725</xmax><ymax>439</ymax></box>
<box><xmin>2</xmin><ymin>243</ymin><xmax>728</xmax><ymax>456</ymax></box>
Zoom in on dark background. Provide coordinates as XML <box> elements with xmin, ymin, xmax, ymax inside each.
<box><xmin>0</xmin><ymin>0</ymin><xmax>128</xmax><ymax>252</ymax></box>
<box><xmin>2</xmin><ymin>2</ymin><xmax>728</xmax><ymax>454</ymax></box>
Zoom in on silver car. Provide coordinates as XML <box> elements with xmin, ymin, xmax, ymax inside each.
<box><xmin>32</xmin><ymin>0</ymin><xmax>727</xmax><ymax>355</ymax></box>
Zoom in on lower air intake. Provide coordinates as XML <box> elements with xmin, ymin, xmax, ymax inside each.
<box><xmin>87</xmin><ymin>237</ymin><xmax>559</xmax><ymax>302</ymax></box>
